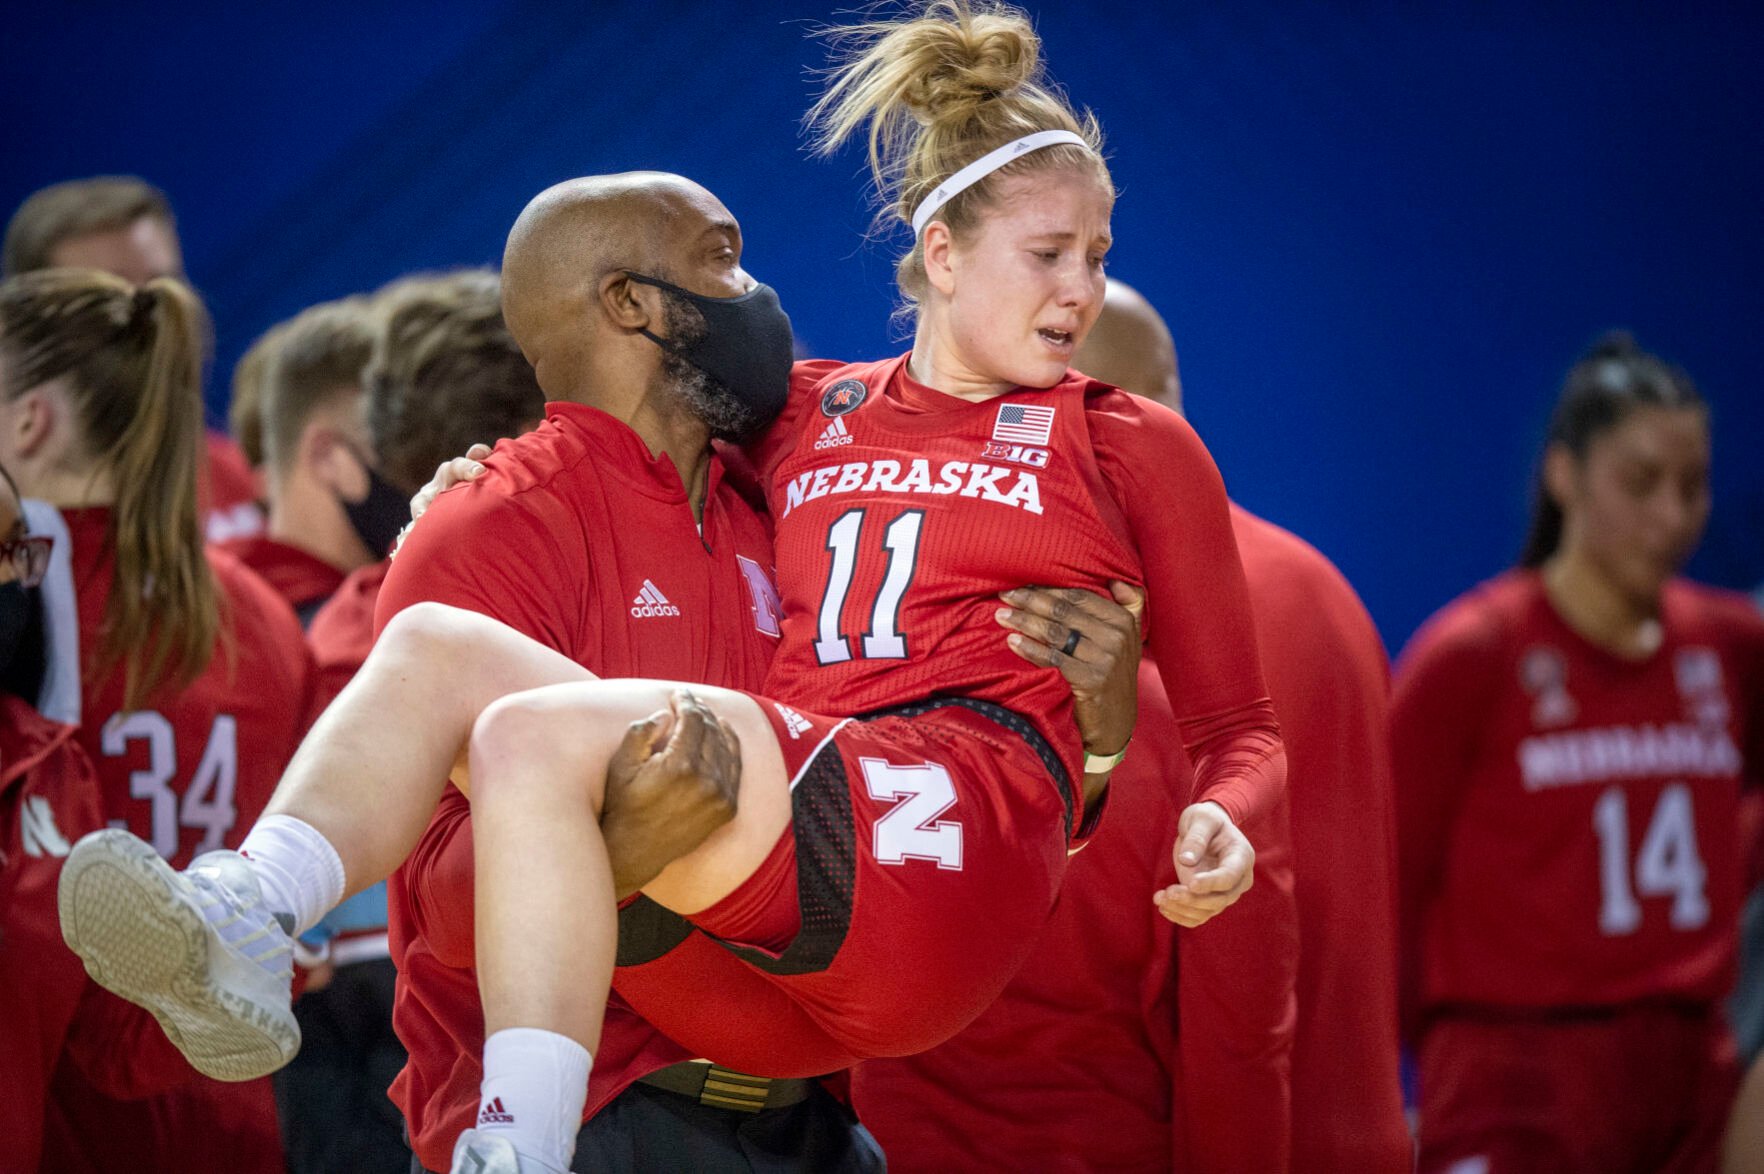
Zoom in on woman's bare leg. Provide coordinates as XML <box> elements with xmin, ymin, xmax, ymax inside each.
<box><xmin>263</xmin><ymin>601</ymin><xmax>597</xmax><ymax>897</ymax></box>
<box><xmin>466</xmin><ymin>680</ymin><xmax>790</xmax><ymax>1050</ymax></box>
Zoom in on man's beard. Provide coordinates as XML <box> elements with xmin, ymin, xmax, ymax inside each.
<box><xmin>656</xmin><ymin>289</ymin><xmax>764</xmax><ymax>442</ymax></box>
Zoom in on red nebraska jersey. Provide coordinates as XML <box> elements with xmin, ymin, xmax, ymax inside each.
<box><xmin>306</xmin><ymin>558</ymin><xmax>390</xmax><ymax>710</ymax></box>
<box><xmin>60</xmin><ymin>507</ymin><xmax>316</xmax><ymax>868</ymax></box>
<box><xmin>47</xmin><ymin>505</ymin><xmax>311</xmax><ymax>1173</ymax></box>
<box><xmin>378</xmin><ymin>401</ymin><xmax>788</xmax><ymax>1173</ymax></box>
<box><xmin>755</xmin><ymin>357</ymin><xmax>1281</xmax><ymax>825</ymax></box>
<box><xmin>214</xmin><ymin>533</ymin><xmax>346</xmax><ymax>625</ymax></box>
<box><xmin>1</xmin><ymin>696</ymin><xmax>104</xmax><ymax>1172</ymax></box>
<box><xmin>1394</xmin><ymin>570</ymin><xmax>1764</xmax><ymax>1015</ymax></box>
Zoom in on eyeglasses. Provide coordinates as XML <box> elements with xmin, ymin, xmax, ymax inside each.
<box><xmin>1</xmin><ymin>534</ymin><xmax>52</xmax><ymax>588</ymax></box>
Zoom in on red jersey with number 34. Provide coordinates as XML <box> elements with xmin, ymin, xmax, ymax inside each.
<box><xmin>1393</xmin><ymin>571</ymin><xmax>1764</xmax><ymax>1013</ymax></box>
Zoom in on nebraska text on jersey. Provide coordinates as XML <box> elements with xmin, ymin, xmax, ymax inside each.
<box><xmin>1518</xmin><ymin>722</ymin><xmax>1741</xmax><ymax>792</ymax></box>
<box><xmin>780</xmin><ymin>458</ymin><xmax>1043</xmax><ymax>518</ymax></box>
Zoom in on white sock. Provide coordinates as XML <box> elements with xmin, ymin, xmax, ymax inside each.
<box><xmin>237</xmin><ymin>814</ymin><xmax>346</xmax><ymax>936</ymax></box>
<box><xmin>476</xmin><ymin>1028</ymin><xmax>591</xmax><ymax>1172</ymax></box>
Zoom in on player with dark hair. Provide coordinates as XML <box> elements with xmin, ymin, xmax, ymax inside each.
<box><xmin>1395</xmin><ymin>333</ymin><xmax>1763</xmax><ymax>1172</ymax></box>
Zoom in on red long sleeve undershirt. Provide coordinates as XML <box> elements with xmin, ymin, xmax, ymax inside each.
<box><xmin>1086</xmin><ymin>387</ymin><xmax>1287</xmax><ymax>827</ymax></box>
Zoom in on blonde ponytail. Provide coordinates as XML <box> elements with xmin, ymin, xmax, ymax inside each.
<box><xmin>807</xmin><ymin>0</ymin><xmax>1109</xmax><ymax>305</ymax></box>
<box><xmin>0</xmin><ymin>269</ymin><xmax>218</xmax><ymax>708</ymax></box>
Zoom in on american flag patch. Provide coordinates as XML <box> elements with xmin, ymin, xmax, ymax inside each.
<box><xmin>992</xmin><ymin>403</ymin><xmax>1056</xmax><ymax>446</ymax></box>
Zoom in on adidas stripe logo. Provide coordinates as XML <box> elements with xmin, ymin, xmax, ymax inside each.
<box><xmin>772</xmin><ymin>703</ymin><xmax>813</xmax><ymax>739</ymax></box>
<box><xmin>813</xmin><ymin>416</ymin><xmax>854</xmax><ymax>449</ymax></box>
<box><xmin>477</xmin><ymin>1096</ymin><xmax>514</xmax><ymax>1125</ymax></box>
<box><xmin>630</xmin><ymin>579</ymin><xmax>682</xmax><ymax>618</ymax></box>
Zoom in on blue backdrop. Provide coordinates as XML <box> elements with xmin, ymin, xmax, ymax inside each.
<box><xmin>6</xmin><ymin>2</ymin><xmax>1759</xmax><ymax>649</ymax></box>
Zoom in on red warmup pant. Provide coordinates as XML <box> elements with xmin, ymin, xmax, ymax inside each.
<box><xmin>1417</xmin><ymin>1005</ymin><xmax>1739</xmax><ymax>1174</ymax></box>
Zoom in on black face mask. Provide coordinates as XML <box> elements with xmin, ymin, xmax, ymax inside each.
<box><xmin>626</xmin><ymin>273</ymin><xmax>795</xmax><ymax>439</ymax></box>
<box><xmin>340</xmin><ymin>458</ymin><xmax>409</xmax><ymax>559</ymax></box>
<box><xmin>0</xmin><ymin>580</ymin><xmax>46</xmax><ymax>704</ymax></box>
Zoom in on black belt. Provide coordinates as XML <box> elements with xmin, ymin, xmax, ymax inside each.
<box><xmin>636</xmin><ymin>1061</ymin><xmax>815</xmax><ymax>1113</ymax></box>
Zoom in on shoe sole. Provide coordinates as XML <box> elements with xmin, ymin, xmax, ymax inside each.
<box><xmin>57</xmin><ymin>829</ymin><xmax>299</xmax><ymax>1082</ymax></box>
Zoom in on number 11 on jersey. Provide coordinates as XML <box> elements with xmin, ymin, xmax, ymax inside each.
<box><xmin>814</xmin><ymin>508</ymin><xmax>925</xmax><ymax>665</ymax></box>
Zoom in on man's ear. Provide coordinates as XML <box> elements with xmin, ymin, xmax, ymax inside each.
<box><xmin>922</xmin><ymin>222</ymin><xmax>958</xmax><ymax>298</ymax></box>
<box><xmin>302</xmin><ymin>423</ymin><xmax>368</xmax><ymax>500</ymax></box>
<box><xmin>600</xmin><ymin>271</ymin><xmax>657</xmax><ymax>334</ymax></box>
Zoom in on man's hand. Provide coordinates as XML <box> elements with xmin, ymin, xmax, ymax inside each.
<box><xmin>1155</xmin><ymin>801</ymin><xmax>1255</xmax><ymax>928</ymax></box>
<box><xmin>996</xmin><ymin>581</ymin><xmax>1145</xmax><ymax>762</ymax></box>
<box><xmin>600</xmin><ymin>689</ymin><xmax>743</xmax><ymax>900</ymax></box>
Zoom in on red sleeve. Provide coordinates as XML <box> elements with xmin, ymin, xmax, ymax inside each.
<box><xmin>740</xmin><ymin>359</ymin><xmax>840</xmax><ymax>485</ymax></box>
<box><xmin>1388</xmin><ymin>594</ymin><xmax>1505</xmax><ymax>1037</ymax></box>
<box><xmin>1089</xmin><ymin>393</ymin><xmax>1286</xmax><ymax>827</ymax></box>
<box><xmin>374</xmin><ymin>475</ymin><xmax>580</xmax><ymax>647</ymax></box>
<box><xmin>1176</xmin><ymin>790</ymin><xmax>1298</xmax><ymax>1173</ymax></box>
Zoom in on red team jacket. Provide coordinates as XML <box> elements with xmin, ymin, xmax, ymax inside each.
<box><xmin>44</xmin><ymin>505</ymin><xmax>317</xmax><ymax>1174</ymax></box>
<box><xmin>201</xmin><ymin>430</ymin><xmax>267</xmax><ymax>544</ymax></box>
<box><xmin>215</xmin><ymin>533</ymin><xmax>348</xmax><ymax>625</ymax></box>
<box><xmin>853</xmin><ymin>506</ymin><xmax>1405</xmax><ymax>1174</ymax></box>
<box><xmin>307</xmin><ymin>558</ymin><xmax>391</xmax><ymax>710</ymax></box>
<box><xmin>1</xmin><ymin>695</ymin><xmax>104</xmax><ymax>1171</ymax></box>
<box><xmin>380</xmin><ymin>402</ymin><xmax>786</xmax><ymax>1172</ymax></box>
<box><xmin>1394</xmin><ymin>571</ymin><xmax>1764</xmax><ymax>1023</ymax></box>
<box><xmin>1227</xmin><ymin>507</ymin><xmax>1407</xmax><ymax>1174</ymax></box>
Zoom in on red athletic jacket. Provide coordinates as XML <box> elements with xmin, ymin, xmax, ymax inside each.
<box><xmin>0</xmin><ymin>695</ymin><xmax>104</xmax><ymax>1171</ymax></box>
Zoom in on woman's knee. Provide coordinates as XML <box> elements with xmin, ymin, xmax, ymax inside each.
<box><xmin>377</xmin><ymin>600</ymin><xmax>505</xmax><ymax>667</ymax></box>
<box><xmin>468</xmin><ymin>691</ymin><xmax>608</xmax><ymax>809</ymax></box>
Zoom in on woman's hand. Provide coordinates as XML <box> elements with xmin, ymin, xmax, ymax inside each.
<box><xmin>395</xmin><ymin>443</ymin><xmax>493</xmax><ymax>553</ymax></box>
<box><xmin>1155</xmin><ymin>801</ymin><xmax>1255</xmax><ymax>927</ymax></box>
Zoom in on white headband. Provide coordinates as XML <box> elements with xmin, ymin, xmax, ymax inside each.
<box><xmin>910</xmin><ymin>129</ymin><xmax>1091</xmax><ymax>237</ymax></box>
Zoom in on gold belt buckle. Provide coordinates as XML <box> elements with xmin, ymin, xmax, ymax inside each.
<box><xmin>697</xmin><ymin>1065</ymin><xmax>773</xmax><ymax>1112</ymax></box>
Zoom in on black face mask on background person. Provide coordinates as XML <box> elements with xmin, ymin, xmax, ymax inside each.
<box><xmin>625</xmin><ymin>272</ymin><xmax>795</xmax><ymax>439</ymax></box>
<box><xmin>0</xmin><ymin>579</ymin><xmax>47</xmax><ymax>704</ymax></box>
<box><xmin>339</xmin><ymin>452</ymin><xmax>411</xmax><ymax>558</ymax></box>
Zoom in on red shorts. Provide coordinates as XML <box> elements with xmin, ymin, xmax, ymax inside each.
<box><xmin>1417</xmin><ymin>1005</ymin><xmax>1738</xmax><ymax>1174</ymax></box>
<box><xmin>648</xmin><ymin>696</ymin><xmax>1085</xmax><ymax>1065</ymax></box>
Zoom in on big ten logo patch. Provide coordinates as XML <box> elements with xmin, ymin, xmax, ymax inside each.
<box><xmin>1675</xmin><ymin>647</ymin><xmax>1729</xmax><ymax>726</ymax></box>
<box><xmin>981</xmin><ymin>441</ymin><xmax>1049</xmax><ymax>468</ymax></box>
<box><xmin>1520</xmin><ymin>646</ymin><xmax>1576</xmax><ymax>728</ymax></box>
<box><xmin>738</xmin><ymin>555</ymin><xmax>783</xmax><ymax>638</ymax></box>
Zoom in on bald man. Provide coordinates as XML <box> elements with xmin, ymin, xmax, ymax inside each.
<box><xmin>365</xmin><ymin>174</ymin><xmax>889</xmax><ymax>1174</ymax></box>
<box><xmin>854</xmin><ymin>280</ymin><xmax>1410</xmax><ymax>1172</ymax></box>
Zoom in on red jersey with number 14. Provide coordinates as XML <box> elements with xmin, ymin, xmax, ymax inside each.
<box><xmin>1393</xmin><ymin>571</ymin><xmax>1764</xmax><ymax>1014</ymax></box>
<box><xmin>755</xmin><ymin>357</ymin><xmax>1278</xmax><ymax>815</ymax></box>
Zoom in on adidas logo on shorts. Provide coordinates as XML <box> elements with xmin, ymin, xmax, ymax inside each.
<box><xmin>630</xmin><ymin>580</ymin><xmax>682</xmax><ymax>618</ymax></box>
<box><xmin>772</xmin><ymin>703</ymin><xmax>813</xmax><ymax>739</ymax></box>
<box><xmin>813</xmin><ymin>416</ymin><xmax>854</xmax><ymax>449</ymax></box>
<box><xmin>477</xmin><ymin>1096</ymin><xmax>514</xmax><ymax>1126</ymax></box>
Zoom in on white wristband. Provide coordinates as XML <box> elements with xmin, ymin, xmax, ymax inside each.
<box><xmin>1084</xmin><ymin>739</ymin><xmax>1129</xmax><ymax>775</ymax></box>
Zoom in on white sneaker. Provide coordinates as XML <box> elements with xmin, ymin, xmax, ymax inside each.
<box><xmin>450</xmin><ymin>1130</ymin><xmax>566</xmax><ymax>1174</ymax></box>
<box><xmin>57</xmin><ymin>828</ymin><xmax>300</xmax><ymax>1081</ymax></box>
